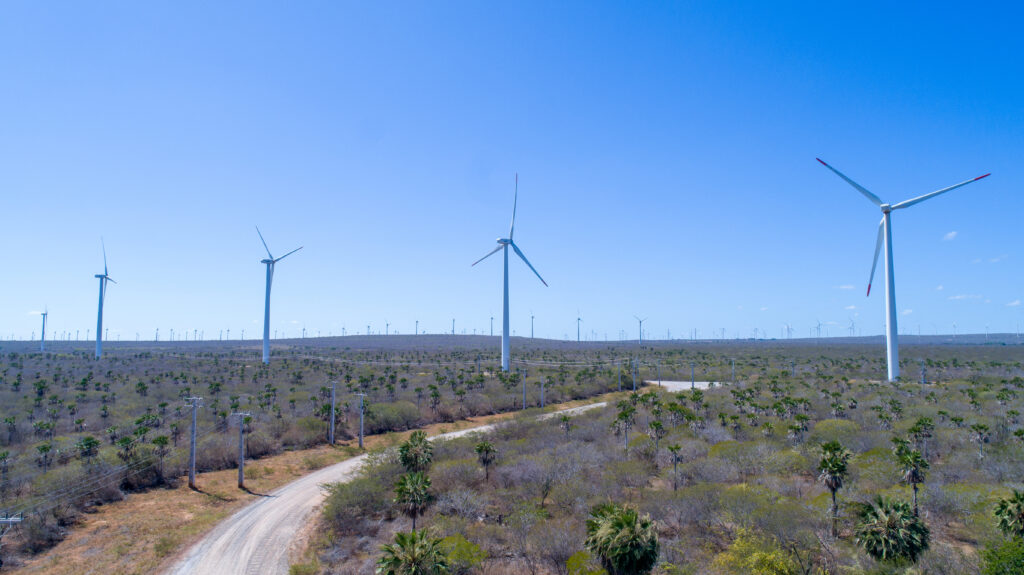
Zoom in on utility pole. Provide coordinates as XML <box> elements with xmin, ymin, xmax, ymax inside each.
<box><xmin>354</xmin><ymin>393</ymin><xmax>366</xmax><ymax>449</ymax></box>
<box><xmin>232</xmin><ymin>412</ymin><xmax>251</xmax><ymax>489</ymax></box>
<box><xmin>690</xmin><ymin>361</ymin><xmax>696</xmax><ymax>390</ymax></box>
<box><xmin>186</xmin><ymin>397</ymin><xmax>203</xmax><ymax>490</ymax></box>
<box><xmin>521</xmin><ymin>368</ymin><xmax>527</xmax><ymax>409</ymax></box>
<box><xmin>328</xmin><ymin>380</ymin><xmax>337</xmax><ymax>445</ymax></box>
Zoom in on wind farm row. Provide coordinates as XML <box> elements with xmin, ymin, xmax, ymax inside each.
<box><xmin>20</xmin><ymin>161</ymin><xmax>992</xmax><ymax>382</ymax></box>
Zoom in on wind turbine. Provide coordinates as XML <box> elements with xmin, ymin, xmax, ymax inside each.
<box><xmin>39</xmin><ymin>308</ymin><xmax>48</xmax><ymax>352</ymax></box>
<box><xmin>472</xmin><ymin>173</ymin><xmax>548</xmax><ymax>371</ymax></box>
<box><xmin>93</xmin><ymin>240</ymin><xmax>116</xmax><ymax>359</ymax></box>
<box><xmin>256</xmin><ymin>226</ymin><xmax>302</xmax><ymax>364</ymax></box>
<box><xmin>817</xmin><ymin>158</ymin><xmax>989</xmax><ymax>381</ymax></box>
<box><xmin>635</xmin><ymin>316</ymin><xmax>647</xmax><ymax>345</ymax></box>
<box><xmin>576</xmin><ymin>312</ymin><xmax>582</xmax><ymax>343</ymax></box>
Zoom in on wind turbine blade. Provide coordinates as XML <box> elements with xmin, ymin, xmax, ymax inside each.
<box><xmin>816</xmin><ymin>158</ymin><xmax>884</xmax><ymax>206</ymax></box>
<box><xmin>256</xmin><ymin>226</ymin><xmax>274</xmax><ymax>259</ymax></box>
<box><xmin>509</xmin><ymin>173</ymin><xmax>518</xmax><ymax>241</ymax></box>
<box><xmin>867</xmin><ymin>218</ymin><xmax>883</xmax><ymax>297</ymax></box>
<box><xmin>471</xmin><ymin>244</ymin><xmax>503</xmax><ymax>267</ymax></box>
<box><xmin>891</xmin><ymin>173</ymin><xmax>990</xmax><ymax>210</ymax></box>
<box><xmin>106</xmin><ymin>277</ymin><xmax>117</xmax><ymax>285</ymax></box>
<box><xmin>275</xmin><ymin>246</ymin><xmax>303</xmax><ymax>262</ymax></box>
<box><xmin>511</xmin><ymin>242</ymin><xmax>548</xmax><ymax>286</ymax></box>
<box><xmin>101</xmin><ymin>237</ymin><xmax>108</xmax><ymax>276</ymax></box>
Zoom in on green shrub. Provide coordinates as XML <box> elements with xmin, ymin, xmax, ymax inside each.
<box><xmin>366</xmin><ymin>401</ymin><xmax>422</xmax><ymax>434</ymax></box>
<box><xmin>981</xmin><ymin>537</ymin><xmax>1024</xmax><ymax>575</ymax></box>
<box><xmin>441</xmin><ymin>533</ymin><xmax>486</xmax><ymax>574</ymax></box>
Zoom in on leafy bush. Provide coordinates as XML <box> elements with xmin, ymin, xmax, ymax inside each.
<box><xmin>441</xmin><ymin>533</ymin><xmax>486</xmax><ymax>574</ymax></box>
<box><xmin>981</xmin><ymin>537</ymin><xmax>1024</xmax><ymax>575</ymax></box>
<box><xmin>366</xmin><ymin>401</ymin><xmax>422</xmax><ymax>434</ymax></box>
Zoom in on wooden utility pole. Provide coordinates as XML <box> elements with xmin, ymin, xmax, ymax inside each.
<box><xmin>232</xmin><ymin>412</ymin><xmax>251</xmax><ymax>489</ymax></box>
<box><xmin>185</xmin><ymin>397</ymin><xmax>203</xmax><ymax>489</ymax></box>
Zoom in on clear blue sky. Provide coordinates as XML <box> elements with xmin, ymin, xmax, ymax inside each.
<box><xmin>3</xmin><ymin>1</ymin><xmax>1022</xmax><ymax>342</ymax></box>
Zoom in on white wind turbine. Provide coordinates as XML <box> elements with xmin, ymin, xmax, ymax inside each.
<box><xmin>472</xmin><ymin>174</ymin><xmax>548</xmax><ymax>371</ymax></box>
<box><xmin>256</xmin><ymin>227</ymin><xmax>302</xmax><ymax>365</ymax></box>
<box><xmin>817</xmin><ymin>158</ymin><xmax>990</xmax><ymax>381</ymax></box>
<box><xmin>94</xmin><ymin>240</ymin><xmax>116</xmax><ymax>359</ymax></box>
<box><xmin>40</xmin><ymin>308</ymin><xmax>48</xmax><ymax>352</ymax></box>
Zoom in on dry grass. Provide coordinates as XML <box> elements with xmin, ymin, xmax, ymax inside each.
<box><xmin>9</xmin><ymin>390</ymin><xmax>629</xmax><ymax>575</ymax></box>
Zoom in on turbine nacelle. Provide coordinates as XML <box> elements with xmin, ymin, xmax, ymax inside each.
<box><xmin>880</xmin><ymin>204</ymin><xmax>892</xmax><ymax>213</ymax></box>
<box><xmin>497</xmin><ymin>238</ymin><xmax>510</xmax><ymax>245</ymax></box>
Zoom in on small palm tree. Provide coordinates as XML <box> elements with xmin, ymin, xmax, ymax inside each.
<box><xmin>376</xmin><ymin>530</ymin><xmax>449</xmax><ymax>575</ymax></box>
<box><xmin>897</xmin><ymin>449</ymin><xmax>929</xmax><ymax>516</ymax></box>
<box><xmin>152</xmin><ymin>435</ymin><xmax>170</xmax><ymax>480</ymax></box>
<box><xmin>474</xmin><ymin>441</ymin><xmax>496</xmax><ymax>481</ymax></box>
<box><xmin>970</xmin><ymin>423</ymin><xmax>991</xmax><ymax>458</ymax></box>
<box><xmin>995</xmin><ymin>490</ymin><xmax>1024</xmax><ymax>539</ymax></box>
<box><xmin>818</xmin><ymin>440</ymin><xmax>852</xmax><ymax>538</ymax></box>
<box><xmin>399</xmin><ymin>431</ymin><xmax>434</xmax><ymax>473</ymax></box>
<box><xmin>666</xmin><ymin>444</ymin><xmax>683</xmax><ymax>491</ymax></box>
<box><xmin>584</xmin><ymin>502</ymin><xmax>660</xmax><ymax>575</ymax></box>
<box><xmin>855</xmin><ymin>496</ymin><xmax>930</xmax><ymax>564</ymax></box>
<box><xmin>394</xmin><ymin>472</ymin><xmax>433</xmax><ymax>531</ymax></box>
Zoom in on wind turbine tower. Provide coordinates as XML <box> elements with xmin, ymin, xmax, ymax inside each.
<box><xmin>256</xmin><ymin>227</ymin><xmax>302</xmax><ymax>364</ymax></box>
<box><xmin>40</xmin><ymin>309</ymin><xmax>48</xmax><ymax>352</ymax></box>
<box><xmin>94</xmin><ymin>240</ymin><xmax>116</xmax><ymax>359</ymax></box>
<box><xmin>817</xmin><ymin>158</ymin><xmax>989</xmax><ymax>381</ymax></box>
<box><xmin>635</xmin><ymin>316</ymin><xmax>647</xmax><ymax>345</ymax></box>
<box><xmin>472</xmin><ymin>173</ymin><xmax>548</xmax><ymax>371</ymax></box>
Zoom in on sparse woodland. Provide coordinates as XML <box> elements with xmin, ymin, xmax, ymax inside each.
<box><xmin>0</xmin><ymin>338</ymin><xmax>1021</xmax><ymax>574</ymax></box>
<box><xmin>307</xmin><ymin>343</ymin><xmax>1024</xmax><ymax>575</ymax></box>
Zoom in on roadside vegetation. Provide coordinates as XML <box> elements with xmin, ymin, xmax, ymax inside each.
<box><xmin>310</xmin><ymin>347</ymin><xmax>1024</xmax><ymax>574</ymax></box>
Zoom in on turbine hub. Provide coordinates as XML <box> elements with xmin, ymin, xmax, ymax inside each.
<box><xmin>261</xmin><ymin>259</ymin><xmax>274</xmax><ymax>264</ymax></box>
<box><xmin>497</xmin><ymin>238</ymin><xmax>510</xmax><ymax>245</ymax></box>
<box><xmin>880</xmin><ymin>204</ymin><xmax>892</xmax><ymax>213</ymax></box>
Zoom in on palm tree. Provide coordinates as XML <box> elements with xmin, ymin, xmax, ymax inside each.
<box><xmin>897</xmin><ymin>449</ymin><xmax>929</xmax><ymax>516</ymax></box>
<box><xmin>994</xmin><ymin>490</ymin><xmax>1024</xmax><ymax>538</ymax></box>
<box><xmin>584</xmin><ymin>502</ymin><xmax>660</xmax><ymax>575</ymax></box>
<box><xmin>399</xmin><ymin>431</ymin><xmax>434</xmax><ymax>473</ymax></box>
<box><xmin>152</xmin><ymin>435</ymin><xmax>170</xmax><ymax>480</ymax></box>
<box><xmin>970</xmin><ymin>423</ymin><xmax>991</xmax><ymax>458</ymax></box>
<box><xmin>855</xmin><ymin>496</ymin><xmax>930</xmax><ymax>564</ymax></box>
<box><xmin>817</xmin><ymin>440</ymin><xmax>852</xmax><ymax>538</ymax></box>
<box><xmin>394</xmin><ymin>472</ymin><xmax>433</xmax><ymax>531</ymax></box>
<box><xmin>666</xmin><ymin>444</ymin><xmax>683</xmax><ymax>492</ymax></box>
<box><xmin>474</xmin><ymin>441</ymin><xmax>496</xmax><ymax>481</ymax></box>
<box><xmin>376</xmin><ymin>530</ymin><xmax>449</xmax><ymax>575</ymax></box>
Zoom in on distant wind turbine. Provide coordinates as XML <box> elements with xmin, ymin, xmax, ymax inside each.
<box><xmin>256</xmin><ymin>226</ymin><xmax>302</xmax><ymax>364</ymax></box>
<box><xmin>40</xmin><ymin>308</ymin><xmax>48</xmax><ymax>352</ymax></box>
<box><xmin>472</xmin><ymin>173</ymin><xmax>548</xmax><ymax>371</ymax></box>
<box><xmin>94</xmin><ymin>240</ymin><xmax>116</xmax><ymax>359</ymax></box>
<box><xmin>635</xmin><ymin>316</ymin><xmax>647</xmax><ymax>345</ymax></box>
<box><xmin>817</xmin><ymin>158</ymin><xmax>989</xmax><ymax>381</ymax></box>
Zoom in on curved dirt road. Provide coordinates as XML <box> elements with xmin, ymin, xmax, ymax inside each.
<box><xmin>165</xmin><ymin>401</ymin><xmax>606</xmax><ymax>575</ymax></box>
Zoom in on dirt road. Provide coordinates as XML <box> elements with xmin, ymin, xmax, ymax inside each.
<box><xmin>164</xmin><ymin>401</ymin><xmax>606</xmax><ymax>575</ymax></box>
